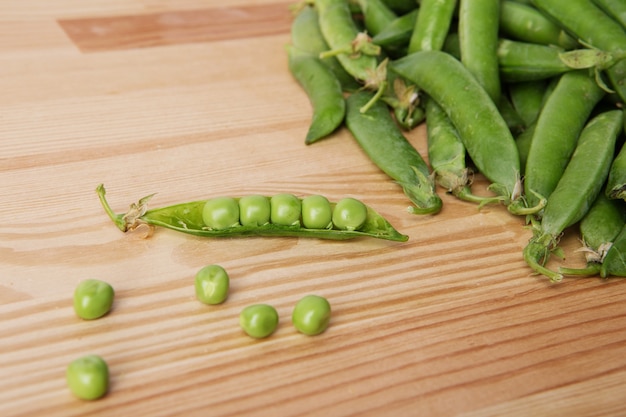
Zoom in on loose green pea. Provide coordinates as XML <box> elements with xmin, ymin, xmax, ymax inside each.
<box><xmin>66</xmin><ymin>355</ymin><xmax>109</xmax><ymax>400</ymax></box>
<box><xmin>332</xmin><ymin>198</ymin><xmax>368</xmax><ymax>231</ymax></box>
<box><xmin>202</xmin><ymin>197</ymin><xmax>240</xmax><ymax>230</ymax></box>
<box><xmin>270</xmin><ymin>193</ymin><xmax>301</xmax><ymax>226</ymax></box>
<box><xmin>194</xmin><ymin>264</ymin><xmax>229</xmax><ymax>305</ymax></box>
<box><xmin>239</xmin><ymin>304</ymin><xmax>279</xmax><ymax>339</ymax></box>
<box><xmin>292</xmin><ymin>295</ymin><xmax>331</xmax><ymax>336</ymax></box>
<box><xmin>238</xmin><ymin>195</ymin><xmax>270</xmax><ymax>226</ymax></box>
<box><xmin>73</xmin><ymin>279</ymin><xmax>114</xmax><ymax>320</ymax></box>
<box><xmin>302</xmin><ymin>195</ymin><xmax>333</xmax><ymax>229</ymax></box>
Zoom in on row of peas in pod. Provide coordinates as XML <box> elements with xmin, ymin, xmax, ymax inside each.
<box><xmin>67</xmin><ymin>268</ymin><xmax>331</xmax><ymax>401</ymax></box>
<box><xmin>286</xmin><ymin>0</ymin><xmax>626</xmax><ymax>282</ymax></box>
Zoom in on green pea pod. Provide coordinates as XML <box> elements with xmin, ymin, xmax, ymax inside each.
<box><xmin>591</xmin><ymin>0</ymin><xmax>626</xmax><ymax>30</ymax></box>
<box><xmin>533</xmin><ymin>0</ymin><xmax>626</xmax><ymax>104</ymax></box>
<box><xmin>606</xmin><ymin>134</ymin><xmax>626</xmax><ymax>200</ymax></box>
<box><xmin>372</xmin><ymin>9</ymin><xmax>419</xmax><ymax>48</ymax></box>
<box><xmin>499</xmin><ymin>1</ymin><xmax>578</xmax><ymax>49</ymax></box>
<box><xmin>425</xmin><ymin>97</ymin><xmax>502</xmax><ymax>206</ymax></box>
<box><xmin>345</xmin><ymin>91</ymin><xmax>442</xmax><ymax>215</ymax></box>
<box><xmin>507</xmin><ymin>80</ymin><xmax>548</xmax><ymax>127</ymax></box>
<box><xmin>287</xmin><ymin>46</ymin><xmax>346</xmax><ymax>145</ymax></box>
<box><xmin>600</xmin><ymin>224</ymin><xmax>626</xmax><ymax>278</ymax></box>
<box><xmin>458</xmin><ymin>0</ymin><xmax>501</xmax><ymax>102</ymax></box>
<box><xmin>316</xmin><ymin>0</ymin><xmax>390</xmax><ymax>114</ymax></box>
<box><xmin>524</xmin><ymin>109</ymin><xmax>623</xmax><ymax>282</ymax></box>
<box><xmin>290</xmin><ymin>6</ymin><xmax>360</xmax><ymax>91</ymax></box>
<box><xmin>391</xmin><ymin>50</ymin><xmax>522</xmax><ymax>205</ymax></box>
<box><xmin>559</xmin><ymin>192</ymin><xmax>626</xmax><ymax>276</ymax></box>
<box><xmin>96</xmin><ymin>184</ymin><xmax>408</xmax><ymax>242</ymax></box>
<box><xmin>497</xmin><ymin>39</ymin><xmax>572</xmax><ymax>83</ymax></box>
<box><xmin>523</xmin><ymin>70</ymin><xmax>605</xmax><ymax>209</ymax></box>
<box><xmin>316</xmin><ymin>0</ymin><xmax>381</xmax><ymax>82</ymax></box>
<box><xmin>355</xmin><ymin>0</ymin><xmax>397</xmax><ymax>36</ymax></box>
<box><xmin>380</xmin><ymin>0</ymin><xmax>418</xmax><ymax>14</ymax></box>
<box><xmin>407</xmin><ymin>0</ymin><xmax>457</xmax><ymax>54</ymax></box>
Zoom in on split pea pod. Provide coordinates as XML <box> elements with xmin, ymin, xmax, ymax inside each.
<box><xmin>425</xmin><ymin>97</ymin><xmax>502</xmax><ymax>206</ymax></box>
<box><xmin>345</xmin><ymin>91</ymin><xmax>442</xmax><ymax>215</ymax></box>
<box><xmin>407</xmin><ymin>0</ymin><xmax>457</xmax><ymax>54</ymax></box>
<box><xmin>391</xmin><ymin>50</ymin><xmax>522</xmax><ymax>204</ymax></box>
<box><xmin>458</xmin><ymin>0</ymin><xmax>501</xmax><ymax>102</ymax></box>
<box><xmin>290</xmin><ymin>5</ymin><xmax>359</xmax><ymax>91</ymax></box>
<box><xmin>523</xmin><ymin>70</ymin><xmax>606</xmax><ymax>209</ymax></box>
<box><xmin>523</xmin><ymin>109</ymin><xmax>623</xmax><ymax>282</ymax></box>
<box><xmin>532</xmin><ymin>0</ymin><xmax>626</xmax><ymax>104</ymax></box>
<box><xmin>606</xmin><ymin>136</ymin><xmax>626</xmax><ymax>201</ymax></box>
<box><xmin>287</xmin><ymin>46</ymin><xmax>346</xmax><ymax>145</ymax></box>
<box><xmin>499</xmin><ymin>1</ymin><xmax>578</xmax><ymax>49</ymax></box>
<box><xmin>96</xmin><ymin>184</ymin><xmax>408</xmax><ymax>242</ymax></box>
<box><xmin>559</xmin><ymin>192</ymin><xmax>626</xmax><ymax>276</ymax></box>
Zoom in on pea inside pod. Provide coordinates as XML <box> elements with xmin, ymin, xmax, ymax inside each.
<box><xmin>96</xmin><ymin>185</ymin><xmax>408</xmax><ymax>242</ymax></box>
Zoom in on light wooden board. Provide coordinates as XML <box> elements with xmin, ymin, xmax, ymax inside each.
<box><xmin>2</xmin><ymin>2</ymin><xmax>626</xmax><ymax>416</ymax></box>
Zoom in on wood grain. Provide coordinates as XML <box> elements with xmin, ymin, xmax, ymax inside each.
<box><xmin>58</xmin><ymin>2</ymin><xmax>293</xmax><ymax>52</ymax></box>
<box><xmin>2</xmin><ymin>1</ymin><xmax>626</xmax><ymax>416</ymax></box>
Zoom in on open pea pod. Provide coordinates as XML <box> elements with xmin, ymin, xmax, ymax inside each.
<box><xmin>96</xmin><ymin>184</ymin><xmax>408</xmax><ymax>242</ymax></box>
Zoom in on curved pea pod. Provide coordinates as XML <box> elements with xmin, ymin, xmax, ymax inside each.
<box><xmin>559</xmin><ymin>193</ymin><xmax>626</xmax><ymax>277</ymax></box>
<box><xmin>372</xmin><ymin>8</ymin><xmax>418</xmax><ymax>48</ymax></box>
<box><xmin>533</xmin><ymin>0</ymin><xmax>626</xmax><ymax>104</ymax></box>
<box><xmin>600</xmin><ymin>224</ymin><xmax>626</xmax><ymax>278</ymax></box>
<box><xmin>345</xmin><ymin>91</ymin><xmax>442</xmax><ymax>215</ymax></box>
<box><xmin>355</xmin><ymin>0</ymin><xmax>397</xmax><ymax>37</ymax></box>
<box><xmin>606</xmin><ymin>133</ymin><xmax>626</xmax><ymax>201</ymax></box>
<box><xmin>497</xmin><ymin>39</ymin><xmax>572</xmax><ymax>83</ymax></box>
<box><xmin>425</xmin><ymin>97</ymin><xmax>502</xmax><ymax>207</ymax></box>
<box><xmin>316</xmin><ymin>0</ymin><xmax>388</xmax><ymax>113</ymax></box>
<box><xmin>391</xmin><ymin>50</ymin><xmax>522</xmax><ymax>206</ymax></box>
<box><xmin>458</xmin><ymin>0</ymin><xmax>501</xmax><ymax>102</ymax></box>
<box><xmin>523</xmin><ymin>109</ymin><xmax>623</xmax><ymax>282</ymax></box>
<box><xmin>499</xmin><ymin>1</ymin><xmax>578</xmax><ymax>49</ymax></box>
<box><xmin>290</xmin><ymin>5</ymin><xmax>359</xmax><ymax>91</ymax></box>
<box><xmin>95</xmin><ymin>185</ymin><xmax>408</xmax><ymax>242</ymax></box>
<box><xmin>407</xmin><ymin>0</ymin><xmax>457</xmax><ymax>54</ymax></box>
<box><xmin>316</xmin><ymin>0</ymin><xmax>380</xmax><ymax>82</ymax></box>
<box><xmin>523</xmin><ymin>70</ymin><xmax>606</xmax><ymax>210</ymax></box>
<box><xmin>287</xmin><ymin>46</ymin><xmax>346</xmax><ymax>145</ymax></box>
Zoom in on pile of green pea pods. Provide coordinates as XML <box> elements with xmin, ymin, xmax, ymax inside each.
<box><xmin>287</xmin><ymin>0</ymin><xmax>626</xmax><ymax>281</ymax></box>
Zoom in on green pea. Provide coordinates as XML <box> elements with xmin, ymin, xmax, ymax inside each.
<box><xmin>292</xmin><ymin>295</ymin><xmax>331</xmax><ymax>336</ymax></box>
<box><xmin>73</xmin><ymin>279</ymin><xmax>114</xmax><ymax>320</ymax></box>
<box><xmin>66</xmin><ymin>355</ymin><xmax>109</xmax><ymax>400</ymax></box>
<box><xmin>238</xmin><ymin>195</ymin><xmax>270</xmax><ymax>226</ymax></box>
<box><xmin>239</xmin><ymin>304</ymin><xmax>279</xmax><ymax>339</ymax></box>
<box><xmin>194</xmin><ymin>264</ymin><xmax>229</xmax><ymax>305</ymax></box>
<box><xmin>332</xmin><ymin>198</ymin><xmax>368</xmax><ymax>231</ymax></box>
<box><xmin>302</xmin><ymin>195</ymin><xmax>333</xmax><ymax>229</ymax></box>
<box><xmin>270</xmin><ymin>193</ymin><xmax>301</xmax><ymax>226</ymax></box>
<box><xmin>202</xmin><ymin>197</ymin><xmax>240</xmax><ymax>230</ymax></box>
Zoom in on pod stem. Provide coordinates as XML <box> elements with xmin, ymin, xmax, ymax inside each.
<box><xmin>359</xmin><ymin>79</ymin><xmax>388</xmax><ymax>114</ymax></box>
<box><xmin>453</xmin><ymin>186</ymin><xmax>505</xmax><ymax>207</ymax></box>
<box><xmin>523</xmin><ymin>236</ymin><xmax>563</xmax><ymax>283</ymax></box>
<box><xmin>96</xmin><ymin>184</ymin><xmax>154</xmax><ymax>232</ymax></box>
<box><xmin>559</xmin><ymin>264</ymin><xmax>602</xmax><ymax>277</ymax></box>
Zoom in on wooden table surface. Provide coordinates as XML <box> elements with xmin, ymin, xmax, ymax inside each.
<box><xmin>2</xmin><ymin>1</ymin><xmax>626</xmax><ymax>416</ymax></box>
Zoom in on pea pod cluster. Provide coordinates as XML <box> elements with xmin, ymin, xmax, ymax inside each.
<box><xmin>96</xmin><ymin>184</ymin><xmax>408</xmax><ymax>242</ymax></box>
<box><xmin>286</xmin><ymin>0</ymin><xmax>626</xmax><ymax>281</ymax></box>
